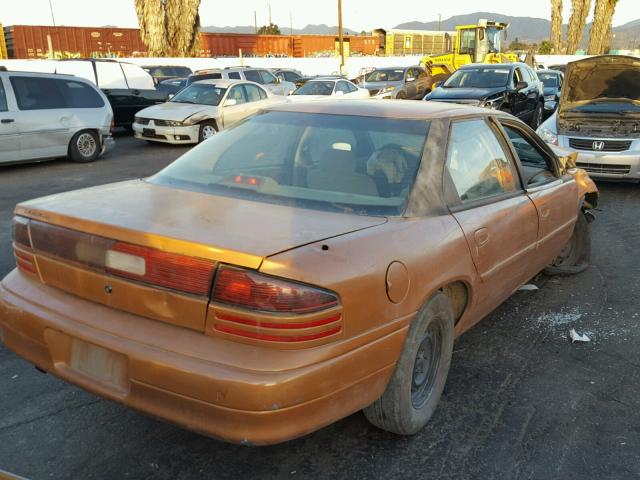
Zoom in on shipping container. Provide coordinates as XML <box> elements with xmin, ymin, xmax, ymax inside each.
<box><xmin>374</xmin><ymin>29</ymin><xmax>456</xmax><ymax>56</ymax></box>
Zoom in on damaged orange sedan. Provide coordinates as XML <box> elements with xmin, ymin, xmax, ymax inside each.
<box><xmin>0</xmin><ymin>101</ymin><xmax>598</xmax><ymax>445</ymax></box>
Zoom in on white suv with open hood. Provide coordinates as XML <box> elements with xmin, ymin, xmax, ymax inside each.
<box><xmin>537</xmin><ymin>55</ymin><xmax>640</xmax><ymax>180</ymax></box>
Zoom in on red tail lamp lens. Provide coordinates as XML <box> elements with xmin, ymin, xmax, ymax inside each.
<box><xmin>12</xmin><ymin>216</ymin><xmax>31</xmax><ymax>249</ymax></box>
<box><xmin>213</xmin><ymin>267</ymin><xmax>338</xmax><ymax>313</ymax></box>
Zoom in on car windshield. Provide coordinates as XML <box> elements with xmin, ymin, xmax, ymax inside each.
<box><xmin>293</xmin><ymin>81</ymin><xmax>334</xmax><ymax>96</ymax></box>
<box><xmin>170</xmin><ymin>84</ymin><xmax>226</xmax><ymax>106</ymax></box>
<box><xmin>150</xmin><ymin>111</ymin><xmax>430</xmax><ymax>216</ymax></box>
<box><xmin>365</xmin><ymin>69</ymin><xmax>405</xmax><ymax>82</ymax></box>
<box><xmin>539</xmin><ymin>73</ymin><xmax>559</xmax><ymax>88</ymax></box>
<box><xmin>444</xmin><ymin>67</ymin><xmax>510</xmax><ymax>88</ymax></box>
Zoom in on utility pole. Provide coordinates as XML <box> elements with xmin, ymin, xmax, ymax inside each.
<box><xmin>438</xmin><ymin>13</ymin><xmax>441</xmax><ymax>32</ymax></box>
<box><xmin>290</xmin><ymin>11</ymin><xmax>293</xmax><ymax>35</ymax></box>
<box><xmin>254</xmin><ymin>11</ymin><xmax>258</xmax><ymax>34</ymax></box>
<box><xmin>49</xmin><ymin>0</ymin><xmax>56</xmax><ymax>26</ymax></box>
<box><xmin>338</xmin><ymin>0</ymin><xmax>345</xmax><ymax>74</ymax></box>
<box><xmin>268</xmin><ymin>3</ymin><xmax>272</xmax><ymax>25</ymax></box>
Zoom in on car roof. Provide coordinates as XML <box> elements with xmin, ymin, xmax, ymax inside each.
<box><xmin>537</xmin><ymin>69</ymin><xmax>562</xmax><ymax>74</ymax></box>
<box><xmin>371</xmin><ymin>66</ymin><xmax>411</xmax><ymax>70</ymax></box>
<box><xmin>266</xmin><ymin>99</ymin><xmax>500</xmax><ymax>120</ymax></box>
<box><xmin>459</xmin><ymin>63</ymin><xmax>518</xmax><ymax>70</ymax></box>
<box><xmin>308</xmin><ymin>77</ymin><xmax>340</xmax><ymax>82</ymax></box>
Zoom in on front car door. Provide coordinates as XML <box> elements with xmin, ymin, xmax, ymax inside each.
<box><xmin>444</xmin><ymin>117</ymin><xmax>540</xmax><ymax>315</ymax></box>
<box><xmin>403</xmin><ymin>68</ymin><xmax>419</xmax><ymax>98</ymax></box>
<box><xmin>510</xmin><ymin>67</ymin><xmax>529</xmax><ymax>119</ymax></box>
<box><xmin>497</xmin><ymin>119</ymin><xmax>579</xmax><ymax>269</ymax></box>
<box><xmin>0</xmin><ymin>75</ymin><xmax>21</xmax><ymax>163</ymax></box>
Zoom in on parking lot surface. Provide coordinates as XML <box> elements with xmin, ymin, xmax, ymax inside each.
<box><xmin>1</xmin><ymin>134</ymin><xmax>639</xmax><ymax>480</ymax></box>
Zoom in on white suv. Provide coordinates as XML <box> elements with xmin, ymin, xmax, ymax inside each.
<box><xmin>0</xmin><ymin>69</ymin><xmax>114</xmax><ymax>165</ymax></box>
<box><xmin>187</xmin><ymin>67</ymin><xmax>296</xmax><ymax>96</ymax></box>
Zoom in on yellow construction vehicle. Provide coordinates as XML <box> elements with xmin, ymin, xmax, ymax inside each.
<box><xmin>421</xmin><ymin>19</ymin><xmax>518</xmax><ymax>76</ymax></box>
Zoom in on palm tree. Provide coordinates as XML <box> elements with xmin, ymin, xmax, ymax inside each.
<box><xmin>588</xmin><ymin>0</ymin><xmax>619</xmax><ymax>54</ymax></box>
<box><xmin>565</xmin><ymin>0</ymin><xmax>592</xmax><ymax>54</ymax></box>
<box><xmin>550</xmin><ymin>0</ymin><xmax>564</xmax><ymax>53</ymax></box>
<box><xmin>135</xmin><ymin>0</ymin><xmax>201</xmax><ymax>57</ymax></box>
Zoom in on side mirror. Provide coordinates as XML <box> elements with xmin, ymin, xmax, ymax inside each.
<box><xmin>406</xmin><ymin>77</ymin><xmax>416</xmax><ymax>83</ymax></box>
<box><xmin>515</xmin><ymin>81</ymin><xmax>528</xmax><ymax>90</ymax></box>
<box><xmin>225</xmin><ymin>98</ymin><xmax>237</xmax><ymax>107</ymax></box>
<box><xmin>335</xmin><ymin>90</ymin><xmax>345</xmax><ymax>96</ymax></box>
<box><xmin>434</xmin><ymin>81</ymin><xmax>443</xmax><ymax>88</ymax></box>
<box><xmin>275</xmin><ymin>76</ymin><xmax>281</xmax><ymax>84</ymax></box>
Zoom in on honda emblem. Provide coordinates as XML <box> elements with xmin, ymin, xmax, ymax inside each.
<box><xmin>592</xmin><ymin>141</ymin><xmax>605</xmax><ymax>151</ymax></box>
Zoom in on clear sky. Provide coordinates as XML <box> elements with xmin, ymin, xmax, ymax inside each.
<box><xmin>2</xmin><ymin>0</ymin><xmax>639</xmax><ymax>31</ymax></box>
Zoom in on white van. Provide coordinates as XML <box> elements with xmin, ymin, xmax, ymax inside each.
<box><xmin>0</xmin><ymin>69</ymin><xmax>114</xmax><ymax>165</ymax></box>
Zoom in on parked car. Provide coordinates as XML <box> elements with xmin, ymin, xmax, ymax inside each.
<box><xmin>54</xmin><ymin>59</ymin><xmax>168</xmax><ymax>128</ymax></box>
<box><xmin>537</xmin><ymin>55</ymin><xmax>640</xmax><ymax>180</ymax></box>
<box><xmin>547</xmin><ymin>64</ymin><xmax>567</xmax><ymax>74</ymax></box>
<box><xmin>425</xmin><ymin>63</ymin><xmax>545</xmax><ymax>128</ymax></box>
<box><xmin>361</xmin><ymin>66</ymin><xmax>432</xmax><ymax>99</ymax></box>
<box><xmin>0</xmin><ymin>70</ymin><xmax>114</xmax><ymax>165</ymax></box>
<box><xmin>187</xmin><ymin>67</ymin><xmax>296</xmax><ymax>96</ymax></box>
<box><xmin>141</xmin><ymin>65</ymin><xmax>192</xmax><ymax>84</ymax></box>
<box><xmin>0</xmin><ymin>100</ymin><xmax>598</xmax><ymax>445</ymax></box>
<box><xmin>133</xmin><ymin>79</ymin><xmax>282</xmax><ymax>144</ymax></box>
<box><xmin>272</xmin><ymin>68</ymin><xmax>304</xmax><ymax>85</ymax></box>
<box><xmin>289</xmin><ymin>78</ymin><xmax>370</xmax><ymax>100</ymax></box>
<box><xmin>537</xmin><ymin>69</ymin><xmax>564</xmax><ymax>119</ymax></box>
<box><xmin>156</xmin><ymin>77</ymin><xmax>188</xmax><ymax>96</ymax></box>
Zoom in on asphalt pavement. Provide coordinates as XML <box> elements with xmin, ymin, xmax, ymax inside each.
<box><xmin>0</xmin><ymin>134</ymin><xmax>639</xmax><ymax>480</ymax></box>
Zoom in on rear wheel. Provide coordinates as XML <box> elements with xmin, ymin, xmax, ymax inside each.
<box><xmin>69</xmin><ymin>130</ymin><xmax>100</xmax><ymax>163</ymax></box>
<box><xmin>364</xmin><ymin>292</ymin><xmax>454</xmax><ymax>435</ymax></box>
<box><xmin>531</xmin><ymin>102</ymin><xmax>544</xmax><ymax>129</ymax></box>
<box><xmin>198</xmin><ymin>121</ymin><xmax>217</xmax><ymax>143</ymax></box>
<box><xmin>544</xmin><ymin>210</ymin><xmax>591</xmax><ymax>275</ymax></box>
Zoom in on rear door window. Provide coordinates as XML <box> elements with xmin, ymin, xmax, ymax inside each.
<box><xmin>227</xmin><ymin>85</ymin><xmax>248</xmax><ymax>105</ymax></box>
<box><xmin>121</xmin><ymin>63</ymin><xmax>155</xmax><ymax>89</ymax></box>
<box><xmin>243</xmin><ymin>83</ymin><xmax>264</xmax><ymax>102</ymax></box>
<box><xmin>10</xmin><ymin>76</ymin><xmax>66</xmax><ymax>110</ymax></box>
<box><xmin>259</xmin><ymin>70</ymin><xmax>278</xmax><ymax>85</ymax></box>
<box><xmin>243</xmin><ymin>70</ymin><xmax>262</xmax><ymax>83</ymax></box>
<box><xmin>335</xmin><ymin>81</ymin><xmax>350</xmax><ymax>94</ymax></box>
<box><xmin>446</xmin><ymin>119</ymin><xmax>519</xmax><ymax>203</ymax></box>
<box><xmin>58</xmin><ymin>79</ymin><xmax>105</xmax><ymax>108</ymax></box>
<box><xmin>227</xmin><ymin>71</ymin><xmax>241</xmax><ymax>80</ymax></box>
<box><xmin>0</xmin><ymin>79</ymin><xmax>7</xmax><ymax>111</ymax></box>
<box><xmin>95</xmin><ymin>62</ymin><xmax>128</xmax><ymax>89</ymax></box>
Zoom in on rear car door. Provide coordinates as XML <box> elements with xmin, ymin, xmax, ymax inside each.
<box><xmin>9</xmin><ymin>75</ymin><xmax>70</xmax><ymax>160</ymax></box>
<box><xmin>498</xmin><ymin>120</ymin><xmax>579</xmax><ymax>264</ymax></box>
<box><xmin>0</xmin><ymin>75</ymin><xmax>21</xmax><ymax>163</ymax></box>
<box><xmin>444</xmin><ymin>118</ymin><xmax>540</xmax><ymax>293</ymax></box>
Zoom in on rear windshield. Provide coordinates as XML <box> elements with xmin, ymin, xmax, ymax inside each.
<box><xmin>293</xmin><ymin>81</ymin><xmax>334</xmax><ymax>96</ymax></box>
<box><xmin>365</xmin><ymin>69</ymin><xmax>405</xmax><ymax>82</ymax></box>
<box><xmin>539</xmin><ymin>72</ymin><xmax>559</xmax><ymax>88</ymax></box>
<box><xmin>150</xmin><ymin>111</ymin><xmax>429</xmax><ymax>216</ymax></box>
<box><xmin>444</xmin><ymin>68</ymin><xmax>510</xmax><ymax>88</ymax></box>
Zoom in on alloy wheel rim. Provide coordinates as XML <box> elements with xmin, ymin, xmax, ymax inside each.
<box><xmin>77</xmin><ymin>133</ymin><xmax>97</xmax><ymax>157</ymax></box>
<box><xmin>411</xmin><ymin>322</ymin><xmax>442</xmax><ymax>408</ymax></box>
<box><xmin>202</xmin><ymin>126</ymin><xmax>216</xmax><ymax>139</ymax></box>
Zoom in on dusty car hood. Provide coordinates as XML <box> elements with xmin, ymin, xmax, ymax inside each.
<box><xmin>559</xmin><ymin>55</ymin><xmax>640</xmax><ymax>116</ymax></box>
<box><xmin>15</xmin><ymin>180</ymin><xmax>387</xmax><ymax>269</ymax></box>
<box><xmin>428</xmin><ymin>86</ymin><xmax>505</xmax><ymax>101</ymax></box>
<box><xmin>137</xmin><ymin>102</ymin><xmax>219</xmax><ymax>121</ymax></box>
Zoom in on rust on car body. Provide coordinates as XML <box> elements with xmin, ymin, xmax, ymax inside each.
<box><xmin>0</xmin><ymin>100</ymin><xmax>597</xmax><ymax>445</ymax></box>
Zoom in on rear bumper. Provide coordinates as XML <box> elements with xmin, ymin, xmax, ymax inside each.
<box><xmin>558</xmin><ymin>135</ymin><xmax>640</xmax><ymax>180</ymax></box>
<box><xmin>132</xmin><ymin>122</ymin><xmax>199</xmax><ymax>144</ymax></box>
<box><xmin>0</xmin><ymin>270</ymin><xmax>407</xmax><ymax>445</ymax></box>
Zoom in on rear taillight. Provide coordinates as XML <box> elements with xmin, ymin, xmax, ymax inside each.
<box><xmin>210</xmin><ymin>266</ymin><xmax>342</xmax><ymax>344</ymax></box>
<box><xmin>12</xmin><ymin>216</ymin><xmax>36</xmax><ymax>275</ymax></box>
<box><xmin>25</xmin><ymin>218</ymin><xmax>215</xmax><ymax>296</ymax></box>
<box><xmin>213</xmin><ymin>266</ymin><xmax>338</xmax><ymax>313</ymax></box>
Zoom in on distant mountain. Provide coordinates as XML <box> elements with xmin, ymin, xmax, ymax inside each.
<box><xmin>202</xmin><ymin>24</ymin><xmax>358</xmax><ymax>35</ymax></box>
<box><xmin>394</xmin><ymin>12</ymin><xmax>640</xmax><ymax>49</ymax></box>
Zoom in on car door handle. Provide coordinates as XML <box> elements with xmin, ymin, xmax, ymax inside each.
<box><xmin>1</xmin><ymin>118</ymin><xmax>14</xmax><ymax>124</ymax></box>
<box><xmin>474</xmin><ymin>228</ymin><xmax>490</xmax><ymax>247</ymax></box>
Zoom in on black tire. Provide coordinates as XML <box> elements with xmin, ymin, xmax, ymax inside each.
<box><xmin>68</xmin><ymin>130</ymin><xmax>100</xmax><ymax>163</ymax></box>
<box><xmin>530</xmin><ymin>102</ymin><xmax>544</xmax><ymax>129</ymax></box>
<box><xmin>198</xmin><ymin>121</ymin><xmax>217</xmax><ymax>143</ymax></box>
<box><xmin>364</xmin><ymin>292</ymin><xmax>455</xmax><ymax>435</ymax></box>
<box><xmin>544</xmin><ymin>210</ymin><xmax>591</xmax><ymax>275</ymax></box>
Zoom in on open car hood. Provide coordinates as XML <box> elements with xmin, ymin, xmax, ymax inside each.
<box><xmin>559</xmin><ymin>55</ymin><xmax>640</xmax><ymax>116</ymax></box>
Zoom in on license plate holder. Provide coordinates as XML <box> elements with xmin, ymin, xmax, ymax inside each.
<box><xmin>69</xmin><ymin>338</ymin><xmax>128</xmax><ymax>391</ymax></box>
<box><xmin>142</xmin><ymin>128</ymin><xmax>156</xmax><ymax>137</ymax></box>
